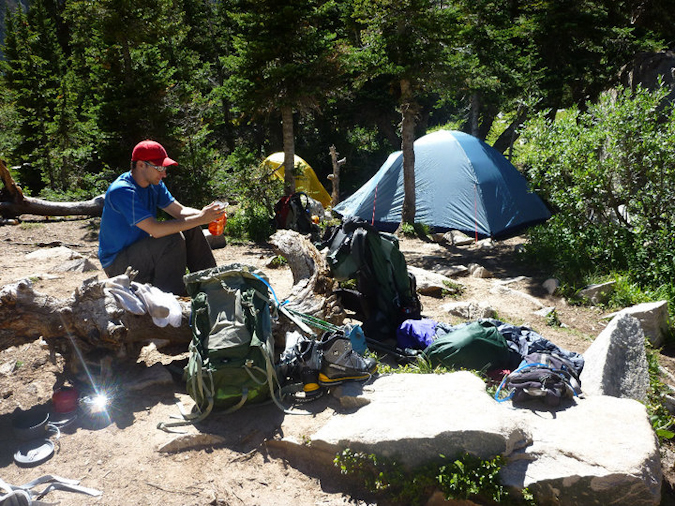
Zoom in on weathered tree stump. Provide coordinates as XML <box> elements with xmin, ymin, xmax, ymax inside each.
<box><xmin>269</xmin><ymin>229</ymin><xmax>345</xmax><ymax>331</ymax></box>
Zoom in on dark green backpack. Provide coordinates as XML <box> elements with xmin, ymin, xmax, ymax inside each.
<box><xmin>180</xmin><ymin>264</ymin><xmax>280</xmax><ymax>422</ymax></box>
<box><xmin>324</xmin><ymin>217</ymin><xmax>422</xmax><ymax>341</ymax></box>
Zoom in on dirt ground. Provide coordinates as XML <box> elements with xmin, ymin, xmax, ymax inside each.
<box><xmin>0</xmin><ymin>216</ymin><xmax>673</xmax><ymax>505</ymax></box>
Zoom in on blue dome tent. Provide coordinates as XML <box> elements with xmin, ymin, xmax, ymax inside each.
<box><xmin>334</xmin><ymin>130</ymin><xmax>551</xmax><ymax>239</ymax></box>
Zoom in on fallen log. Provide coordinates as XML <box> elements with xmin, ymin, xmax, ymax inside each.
<box><xmin>0</xmin><ymin>275</ymin><xmax>192</xmax><ymax>360</ymax></box>
<box><xmin>0</xmin><ymin>159</ymin><xmax>104</xmax><ymax>218</ymax></box>
<box><xmin>0</xmin><ymin>194</ymin><xmax>105</xmax><ymax>218</ymax></box>
<box><xmin>0</xmin><ymin>230</ymin><xmax>343</xmax><ymax>372</ymax></box>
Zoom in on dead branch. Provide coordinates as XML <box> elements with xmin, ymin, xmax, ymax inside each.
<box><xmin>0</xmin><ymin>159</ymin><xmax>104</xmax><ymax>218</ymax></box>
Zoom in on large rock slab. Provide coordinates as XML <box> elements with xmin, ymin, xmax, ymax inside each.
<box><xmin>604</xmin><ymin>300</ymin><xmax>670</xmax><ymax>348</ymax></box>
<box><xmin>408</xmin><ymin>266</ymin><xmax>463</xmax><ymax>297</ymax></box>
<box><xmin>581</xmin><ymin>313</ymin><xmax>650</xmax><ymax>401</ymax></box>
<box><xmin>500</xmin><ymin>395</ymin><xmax>661</xmax><ymax>506</ymax></box>
<box><xmin>274</xmin><ymin>372</ymin><xmax>661</xmax><ymax>505</ymax></box>
<box><xmin>311</xmin><ymin>372</ymin><xmax>527</xmax><ymax>466</ymax></box>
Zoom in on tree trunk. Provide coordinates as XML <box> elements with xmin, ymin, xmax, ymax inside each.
<box><xmin>281</xmin><ymin>106</ymin><xmax>296</xmax><ymax>196</ymax></box>
<box><xmin>1</xmin><ymin>158</ymin><xmax>104</xmax><ymax>218</ymax></box>
<box><xmin>492</xmin><ymin>107</ymin><xmax>529</xmax><ymax>156</ymax></box>
<box><xmin>328</xmin><ymin>145</ymin><xmax>344</xmax><ymax>208</ymax></box>
<box><xmin>399</xmin><ymin>79</ymin><xmax>419</xmax><ymax>227</ymax></box>
<box><xmin>469</xmin><ymin>92</ymin><xmax>480</xmax><ymax>137</ymax></box>
<box><xmin>269</xmin><ymin>229</ymin><xmax>344</xmax><ymax>327</ymax></box>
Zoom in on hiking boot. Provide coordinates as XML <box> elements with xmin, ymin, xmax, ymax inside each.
<box><xmin>317</xmin><ymin>331</ymin><xmax>377</xmax><ymax>386</ymax></box>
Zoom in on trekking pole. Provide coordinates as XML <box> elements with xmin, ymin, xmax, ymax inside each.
<box><xmin>363</xmin><ymin>337</ymin><xmax>420</xmax><ymax>363</ymax></box>
<box><xmin>283</xmin><ymin>307</ymin><xmax>341</xmax><ymax>333</ymax></box>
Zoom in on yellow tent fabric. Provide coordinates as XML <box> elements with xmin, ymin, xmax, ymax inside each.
<box><xmin>263</xmin><ymin>152</ymin><xmax>332</xmax><ymax>208</ymax></box>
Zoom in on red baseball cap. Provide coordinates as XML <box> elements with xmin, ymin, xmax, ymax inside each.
<box><xmin>131</xmin><ymin>140</ymin><xmax>178</xmax><ymax>167</ymax></box>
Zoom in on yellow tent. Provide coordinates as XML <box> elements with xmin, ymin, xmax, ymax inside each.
<box><xmin>263</xmin><ymin>152</ymin><xmax>332</xmax><ymax>208</ymax></box>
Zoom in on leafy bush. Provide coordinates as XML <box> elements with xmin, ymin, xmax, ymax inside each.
<box><xmin>216</xmin><ymin>147</ymin><xmax>283</xmax><ymax>242</ymax></box>
<box><xmin>334</xmin><ymin>448</ymin><xmax>535</xmax><ymax>505</ymax></box>
<box><xmin>225</xmin><ymin>203</ymin><xmax>274</xmax><ymax>242</ymax></box>
<box><xmin>646</xmin><ymin>344</ymin><xmax>675</xmax><ymax>441</ymax></box>
<box><xmin>519</xmin><ymin>83</ymin><xmax>675</xmax><ymax>310</ymax></box>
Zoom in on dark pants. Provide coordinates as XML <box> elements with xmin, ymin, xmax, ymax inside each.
<box><xmin>104</xmin><ymin>228</ymin><xmax>216</xmax><ymax>295</ymax></box>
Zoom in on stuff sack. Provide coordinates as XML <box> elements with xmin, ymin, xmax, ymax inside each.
<box><xmin>423</xmin><ymin>320</ymin><xmax>521</xmax><ymax>372</ymax></box>
<box><xmin>396</xmin><ymin>318</ymin><xmax>437</xmax><ymax>350</ymax></box>
<box><xmin>324</xmin><ymin>217</ymin><xmax>422</xmax><ymax>341</ymax></box>
<box><xmin>182</xmin><ymin>264</ymin><xmax>280</xmax><ymax>420</ymax></box>
<box><xmin>495</xmin><ymin>351</ymin><xmax>582</xmax><ymax>407</ymax></box>
<box><xmin>273</xmin><ymin>192</ymin><xmax>318</xmax><ymax>236</ymax></box>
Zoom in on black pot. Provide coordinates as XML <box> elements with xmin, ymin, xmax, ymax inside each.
<box><xmin>12</xmin><ymin>409</ymin><xmax>50</xmax><ymax>441</ymax></box>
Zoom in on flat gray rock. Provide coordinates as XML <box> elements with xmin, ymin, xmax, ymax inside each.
<box><xmin>274</xmin><ymin>371</ymin><xmax>661</xmax><ymax>505</ymax></box>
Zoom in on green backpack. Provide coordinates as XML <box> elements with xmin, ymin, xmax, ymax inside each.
<box><xmin>324</xmin><ymin>217</ymin><xmax>421</xmax><ymax>341</ymax></box>
<box><xmin>180</xmin><ymin>264</ymin><xmax>281</xmax><ymax>423</ymax></box>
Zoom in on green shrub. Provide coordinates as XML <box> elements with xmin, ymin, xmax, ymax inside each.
<box><xmin>646</xmin><ymin>344</ymin><xmax>675</xmax><ymax>441</ymax></box>
<box><xmin>334</xmin><ymin>448</ymin><xmax>535</xmax><ymax>505</ymax></box>
<box><xmin>225</xmin><ymin>203</ymin><xmax>274</xmax><ymax>242</ymax></box>
<box><xmin>400</xmin><ymin>222</ymin><xmax>416</xmax><ymax>237</ymax></box>
<box><xmin>518</xmin><ymin>83</ymin><xmax>675</xmax><ymax>314</ymax></box>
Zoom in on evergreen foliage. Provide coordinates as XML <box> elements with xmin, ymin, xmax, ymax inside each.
<box><xmin>1</xmin><ymin>0</ymin><xmax>664</xmax><ymax>202</ymax></box>
<box><xmin>0</xmin><ymin>0</ymin><xmax>672</xmax><ymax>246</ymax></box>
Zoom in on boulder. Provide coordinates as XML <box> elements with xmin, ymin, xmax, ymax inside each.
<box><xmin>603</xmin><ymin>301</ymin><xmax>670</xmax><ymax>348</ymax></box>
<box><xmin>576</xmin><ymin>281</ymin><xmax>615</xmax><ymax>305</ymax></box>
<box><xmin>580</xmin><ymin>313</ymin><xmax>650</xmax><ymax>402</ymax></box>
<box><xmin>26</xmin><ymin>246</ymin><xmax>82</xmax><ymax>261</ymax></box>
<box><xmin>408</xmin><ymin>266</ymin><xmax>463</xmax><ymax>297</ymax></box>
<box><xmin>274</xmin><ymin>372</ymin><xmax>661</xmax><ymax>505</ymax></box>
<box><xmin>442</xmin><ymin>301</ymin><xmax>497</xmax><ymax>320</ymax></box>
<box><xmin>432</xmin><ymin>264</ymin><xmax>470</xmax><ymax>278</ymax></box>
<box><xmin>468</xmin><ymin>263</ymin><xmax>492</xmax><ymax>278</ymax></box>
<box><xmin>542</xmin><ymin>278</ymin><xmax>560</xmax><ymax>295</ymax></box>
<box><xmin>446</xmin><ymin>231</ymin><xmax>475</xmax><ymax>246</ymax></box>
<box><xmin>51</xmin><ymin>257</ymin><xmax>99</xmax><ymax>273</ymax></box>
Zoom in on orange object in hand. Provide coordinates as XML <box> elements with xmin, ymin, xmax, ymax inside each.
<box><xmin>208</xmin><ymin>213</ymin><xmax>227</xmax><ymax>235</ymax></box>
<box><xmin>208</xmin><ymin>201</ymin><xmax>228</xmax><ymax>235</ymax></box>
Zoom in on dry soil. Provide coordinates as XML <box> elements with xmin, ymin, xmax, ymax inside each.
<box><xmin>0</xmin><ymin>216</ymin><xmax>673</xmax><ymax>505</ymax></box>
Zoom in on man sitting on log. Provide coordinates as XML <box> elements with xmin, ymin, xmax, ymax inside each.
<box><xmin>98</xmin><ymin>140</ymin><xmax>225</xmax><ymax>296</ymax></box>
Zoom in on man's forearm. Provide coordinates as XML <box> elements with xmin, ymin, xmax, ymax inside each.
<box><xmin>138</xmin><ymin>215</ymin><xmax>205</xmax><ymax>238</ymax></box>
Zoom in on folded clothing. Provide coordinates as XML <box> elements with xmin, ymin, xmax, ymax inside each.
<box><xmin>104</xmin><ymin>276</ymin><xmax>182</xmax><ymax>327</ymax></box>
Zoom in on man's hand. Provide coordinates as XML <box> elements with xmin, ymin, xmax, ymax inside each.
<box><xmin>201</xmin><ymin>201</ymin><xmax>227</xmax><ymax>223</ymax></box>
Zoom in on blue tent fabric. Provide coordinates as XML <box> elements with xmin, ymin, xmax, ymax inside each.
<box><xmin>334</xmin><ymin>130</ymin><xmax>551</xmax><ymax>238</ymax></box>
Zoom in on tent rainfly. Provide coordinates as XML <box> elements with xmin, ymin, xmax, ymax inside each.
<box><xmin>333</xmin><ymin>130</ymin><xmax>551</xmax><ymax>238</ymax></box>
<box><xmin>263</xmin><ymin>153</ymin><xmax>332</xmax><ymax>208</ymax></box>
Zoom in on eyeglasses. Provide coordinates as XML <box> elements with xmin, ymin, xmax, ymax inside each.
<box><xmin>144</xmin><ymin>161</ymin><xmax>167</xmax><ymax>173</ymax></box>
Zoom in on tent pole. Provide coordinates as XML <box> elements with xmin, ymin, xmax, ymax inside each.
<box><xmin>371</xmin><ymin>184</ymin><xmax>378</xmax><ymax>226</ymax></box>
<box><xmin>474</xmin><ymin>184</ymin><xmax>479</xmax><ymax>243</ymax></box>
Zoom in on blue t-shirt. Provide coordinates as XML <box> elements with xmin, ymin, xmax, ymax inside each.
<box><xmin>98</xmin><ymin>172</ymin><xmax>175</xmax><ymax>268</ymax></box>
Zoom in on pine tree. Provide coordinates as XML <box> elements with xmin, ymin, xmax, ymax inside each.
<box><xmin>1</xmin><ymin>0</ymin><xmax>69</xmax><ymax>192</ymax></box>
<box><xmin>349</xmin><ymin>0</ymin><xmax>459</xmax><ymax>226</ymax></box>
<box><xmin>225</xmin><ymin>0</ymin><xmax>344</xmax><ymax>195</ymax></box>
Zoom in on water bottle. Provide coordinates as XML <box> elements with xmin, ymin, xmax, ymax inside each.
<box><xmin>208</xmin><ymin>201</ymin><xmax>228</xmax><ymax>235</ymax></box>
<box><xmin>345</xmin><ymin>324</ymin><xmax>367</xmax><ymax>355</ymax></box>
